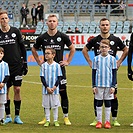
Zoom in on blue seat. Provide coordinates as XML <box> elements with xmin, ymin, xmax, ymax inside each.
<box><xmin>82</xmin><ymin>26</ymin><xmax>89</xmax><ymax>33</ymax></box>
<box><xmin>122</xmin><ymin>27</ymin><xmax>129</xmax><ymax>33</ymax></box>
<box><xmin>14</xmin><ymin>21</ymin><xmax>20</xmax><ymax>28</ymax></box>
<box><xmin>77</xmin><ymin>21</ymin><xmax>84</xmax><ymax>28</ymax></box>
<box><xmin>115</xmin><ymin>27</ymin><xmax>122</xmax><ymax>33</ymax></box>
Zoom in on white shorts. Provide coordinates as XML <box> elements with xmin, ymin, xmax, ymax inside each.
<box><xmin>0</xmin><ymin>94</ymin><xmax>7</xmax><ymax>104</ymax></box>
<box><xmin>42</xmin><ymin>94</ymin><xmax>61</xmax><ymax>109</ymax></box>
<box><xmin>95</xmin><ymin>87</ymin><xmax>114</xmax><ymax>100</ymax></box>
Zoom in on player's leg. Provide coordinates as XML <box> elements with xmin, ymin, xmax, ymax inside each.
<box><xmin>90</xmin><ymin>97</ymin><xmax>97</xmax><ymax>126</ymax></box>
<box><xmin>0</xmin><ymin>94</ymin><xmax>6</xmax><ymax>125</ymax></box>
<box><xmin>96</xmin><ymin>100</ymin><xmax>103</xmax><ymax>129</ymax></box>
<box><xmin>60</xmin><ymin>67</ymin><xmax>71</xmax><ymax>125</ymax></box>
<box><xmin>53</xmin><ymin>107</ymin><xmax>60</xmax><ymax>127</ymax></box>
<box><xmin>13</xmin><ymin>85</ymin><xmax>23</xmax><ymax>124</ymax></box>
<box><xmin>5</xmin><ymin>78</ymin><xmax>12</xmax><ymax>124</ymax></box>
<box><xmin>60</xmin><ymin>88</ymin><xmax>71</xmax><ymax>125</ymax></box>
<box><xmin>44</xmin><ymin>108</ymin><xmax>50</xmax><ymax>127</ymax></box>
<box><xmin>111</xmin><ymin>87</ymin><xmax>120</xmax><ymax>126</ymax></box>
<box><xmin>104</xmin><ymin>100</ymin><xmax>111</xmax><ymax>129</ymax></box>
<box><xmin>12</xmin><ymin>74</ymin><xmax>23</xmax><ymax>124</ymax></box>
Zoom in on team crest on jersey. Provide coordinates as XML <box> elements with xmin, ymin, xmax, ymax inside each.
<box><xmin>57</xmin><ymin>37</ymin><xmax>61</xmax><ymax>42</ymax></box>
<box><xmin>110</xmin><ymin>41</ymin><xmax>114</xmax><ymax>45</ymax></box>
<box><xmin>11</xmin><ymin>33</ymin><xmax>16</xmax><ymax>38</ymax></box>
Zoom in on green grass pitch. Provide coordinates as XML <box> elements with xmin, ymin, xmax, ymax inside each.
<box><xmin>1</xmin><ymin>66</ymin><xmax>133</xmax><ymax>133</ymax></box>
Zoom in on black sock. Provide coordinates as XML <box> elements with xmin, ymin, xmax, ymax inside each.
<box><xmin>60</xmin><ymin>90</ymin><xmax>68</xmax><ymax>114</ymax></box>
<box><xmin>94</xmin><ymin>98</ymin><xmax>97</xmax><ymax>117</ymax></box>
<box><xmin>111</xmin><ymin>98</ymin><xmax>118</xmax><ymax>117</ymax></box>
<box><xmin>14</xmin><ymin>100</ymin><xmax>21</xmax><ymax>116</ymax></box>
<box><xmin>5</xmin><ymin>100</ymin><xmax>10</xmax><ymax>115</ymax></box>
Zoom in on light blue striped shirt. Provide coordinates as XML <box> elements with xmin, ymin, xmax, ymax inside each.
<box><xmin>40</xmin><ymin>61</ymin><xmax>62</xmax><ymax>94</ymax></box>
<box><xmin>0</xmin><ymin>61</ymin><xmax>10</xmax><ymax>94</ymax></box>
<box><xmin>92</xmin><ymin>54</ymin><xmax>117</xmax><ymax>87</ymax></box>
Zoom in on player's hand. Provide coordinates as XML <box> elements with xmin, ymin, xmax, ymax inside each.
<box><xmin>22</xmin><ymin>62</ymin><xmax>28</xmax><ymax>75</ymax></box>
<box><xmin>128</xmin><ymin>71</ymin><xmax>133</xmax><ymax>81</ymax></box>
<box><xmin>110</xmin><ymin>87</ymin><xmax>115</xmax><ymax>94</ymax></box>
<box><xmin>59</xmin><ymin>61</ymin><xmax>69</xmax><ymax>66</ymax></box>
<box><xmin>92</xmin><ymin>87</ymin><xmax>97</xmax><ymax>94</ymax></box>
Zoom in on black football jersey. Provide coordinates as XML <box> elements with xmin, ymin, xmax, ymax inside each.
<box><xmin>33</xmin><ymin>31</ymin><xmax>72</xmax><ymax>63</ymax></box>
<box><xmin>86</xmin><ymin>34</ymin><xmax>126</xmax><ymax>57</ymax></box>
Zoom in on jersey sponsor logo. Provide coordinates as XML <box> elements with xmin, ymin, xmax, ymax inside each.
<box><xmin>45</xmin><ymin>45</ymin><xmax>61</xmax><ymax>50</ymax></box>
<box><xmin>12</xmin><ymin>33</ymin><xmax>16</xmax><ymax>38</ymax></box>
<box><xmin>57</xmin><ymin>37</ymin><xmax>61</xmax><ymax>42</ymax></box>
<box><xmin>0</xmin><ymin>39</ymin><xmax>15</xmax><ymax>45</ymax></box>
<box><xmin>60</xmin><ymin>79</ymin><xmax>67</xmax><ymax>85</ymax></box>
<box><xmin>15</xmin><ymin>75</ymin><xmax>22</xmax><ymax>81</ymax></box>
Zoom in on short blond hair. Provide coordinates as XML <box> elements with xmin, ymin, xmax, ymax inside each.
<box><xmin>0</xmin><ymin>10</ymin><xmax>8</xmax><ymax>16</ymax></box>
<box><xmin>100</xmin><ymin>39</ymin><xmax>110</xmax><ymax>47</ymax></box>
<box><xmin>45</xmin><ymin>48</ymin><xmax>56</xmax><ymax>55</ymax></box>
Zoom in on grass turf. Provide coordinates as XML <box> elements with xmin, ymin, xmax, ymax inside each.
<box><xmin>1</xmin><ymin>66</ymin><xmax>133</xmax><ymax>133</ymax></box>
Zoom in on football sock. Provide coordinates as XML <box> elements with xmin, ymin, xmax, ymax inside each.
<box><xmin>94</xmin><ymin>98</ymin><xmax>97</xmax><ymax>117</ymax></box>
<box><xmin>5</xmin><ymin>99</ymin><xmax>10</xmax><ymax>115</ymax></box>
<box><xmin>111</xmin><ymin>98</ymin><xmax>118</xmax><ymax>117</ymax></box>
<box><xmin>96</xmin><ymin>106</ymin><xmax>102</xmax><ymax>123</ymax></box>
<box><xmin>14</xmin><ymin>100</ymin><xmax>21</xmax><ymax>116</ymax></box>
<box><xmin>60</xmin><ymin>90</ymin><xmax>68</xmax><ymax>114</ymax></box>
<box><xmin>105</xmin><ymin>107</ymin><xmax>111</xmax><ymax>122</ymax></box>
<box><xmin>0</xmin><ymin>104</ymin><xmax>5</xmax><ymax>120</ymax></box>
<box><xmin>45</xmin><ymin>108</ymin><xmax>50</xmax><ymax>122</ymax></box>
<box><xmin>53</xmin><ymin>108</ymin><xmax>58</xmax><ymax>121</ymax></box>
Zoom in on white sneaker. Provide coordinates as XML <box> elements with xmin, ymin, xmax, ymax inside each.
<box><xmin>26</xmin><ymin>25</ymin><xmax>28</xmax><ymax>28</ymax></box>
<box><xmin>21</xmin><ymin>25</ymin><xmax>23</xmax><ymax>28</ymax></box>
<box><xmin>130</xmin><ymin>123</ymin><xmax>133</xmax><ymax>126</ymax></box>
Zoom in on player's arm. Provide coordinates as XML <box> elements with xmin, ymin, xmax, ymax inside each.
<box><xmin>60</xmin><ymin>44</ymin><xmax>75</xmax><ymax>66</ymax></box>
<box><xmin>111</xmin><ymin>69</ymin><xmax>117</xmax><ymax>93</ymax></box>
<box><xmin>32</xmin><ymin>46</ymin><xmax>43</xmax><ymax>66</ymax></box>
<box><xmin>52</xmin><ymin>76</ymin><xmax>62</xmax><ymax>91</ymax></box>
<box><xmin>117</xmin><ymin>46</ymin><xmax>128</xmax><ymax>68</ymax></box>
<box><xmin>127</xmin><ymin>43</ymin><xmax>133</xmax><ymax>81</ymax></box>
<box><xmin>82</xmin><ymin>46</ymin><xmax>92</xmax><ymax>68</ymax></box>
<box><xmin>92</xmin><ymin>69</ymin><xmax>97</xmax><ymax>94</ymax></box>
<box><xmin>0</xmin><ymin>76</ymin><xmax>10</xmax><ymax>89</ymax></box>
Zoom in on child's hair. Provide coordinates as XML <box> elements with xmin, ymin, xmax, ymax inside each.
<box><xmin>45</xmin><ymin>48</ymin><xmax>56</xmax><ymax>55</ymax></box>
<box><xmin>0</xmin><ymin>47</ymin><xmax>4</xmax><ymax>53</ymax></box>
<box><xmin>100</xmin><ymin>39</ymin><xmax>110</xmax><ymax>47</ymax></box>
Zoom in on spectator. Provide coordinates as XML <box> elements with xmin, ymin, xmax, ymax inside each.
<box><xmin>20</xmin><ymin>3</ymin><xmax>29</xmax><ymax>28</ymax></box>
<box><xmin>66</xmin><ymin>27</ymin><xmax>74</xmax><ymax>34</ymax></box>
<box><xmin>112</xmin><ymin>0</ymin><xmax>119</xmax><ymax>13</ymax></box>
<box><xmin>31</xmin><ymin>4</ymin><xmax>37</xmax><ymax>27</ymax></box>
<box><xmin>74</xmin><ymin>27</ymin><xmax>81</xmax><ymax>33</ymax></box>
<box><xmin>119</xmin><ymin>0</ymin><xmax>126</xmax><ymax>14</ymax></box>
<box><xmin>37</xmin><ymin>2</ymin><xmax>44</xmax><ymax>22</ymax></box>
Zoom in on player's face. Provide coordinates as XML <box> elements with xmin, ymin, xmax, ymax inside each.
<box><xmin>0</xmin><ymin>51</ymin><xmax>4</xmax><ymax>60</ymax></box>
<box><xmin>45</xmin><ymin>50</ymin><xmax>55</xmax><ymax>61</ymax></box>
<box><xmin>0</xmin><ymin>13</ymin><xmax>9</xmax><ymax>28</ymax></box>
<box><xmin>47</xmin><ymin>17</ymin><xmax>58</xmax><ymax>30</ymax></box>
<box><xmin>99</xmin><ymin>43</ymin><xmax>110</xmax><ymax>56</ymax></box>
<box><xmin>99</xmin><ymin>20</ymin><xmax>110</xmax><ymax>34</ymax></box>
